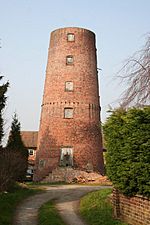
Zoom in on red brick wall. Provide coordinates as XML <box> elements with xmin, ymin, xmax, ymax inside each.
<box><xmin>34</xmin><ymin>27</ymin><xmax>104</xmax><ymax>181</ymax></box>
<box><xmin>112</xmin><ymin>189</ymin><xmax>150</xmax><ymax>225</ymax></box>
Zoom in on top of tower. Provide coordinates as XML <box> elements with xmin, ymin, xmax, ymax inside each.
<box><xmin>51</xmin><ymin>27</ymin><xmax>95</xmax><ymax>36</ymax></box>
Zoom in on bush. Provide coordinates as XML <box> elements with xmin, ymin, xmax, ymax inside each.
<box><xmin>103</xmin><ymin>107</ymin><xmax>150</xmax><ymax>197</ymax></box>
<box><xmin>0</xmin><ymin>149</ymin><xmax>27</xmax><ymax>191</ymax></box>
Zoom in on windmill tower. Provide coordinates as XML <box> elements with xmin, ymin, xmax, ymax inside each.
<box><xmin>34</xmin><ymin>27</ymin><xmax>104</xmax><ymax>181</ymax></box>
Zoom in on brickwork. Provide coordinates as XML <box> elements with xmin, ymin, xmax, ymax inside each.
<box><xmin>34</xmin><ymin>27</ymin><xmax>104</xmax><ymax>181</ymax></box>
<box><xmin>113</xmin><ymin>189</ymin><xmax>150</xmax><ymax>225</ymax></box>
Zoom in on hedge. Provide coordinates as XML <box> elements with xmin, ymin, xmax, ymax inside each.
<box><xmin>103</xmin><ymin>107</ymin><xmax>150</xmax><ymax>197</ymax></box>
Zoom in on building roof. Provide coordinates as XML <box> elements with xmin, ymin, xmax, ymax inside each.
<box><xmin>21</xmin><ymin>131</ymin><xmax>38</xmax><ymax>148</ymax></box>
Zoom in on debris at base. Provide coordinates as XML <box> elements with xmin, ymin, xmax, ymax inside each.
<box><xmin>42</xmin><ymin>167</ymin><xmax>111</xmax><ymax>185</ymax></box>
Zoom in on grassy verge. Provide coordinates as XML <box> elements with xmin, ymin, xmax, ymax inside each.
<box><xmin>80</xmin><ymin>188</ymin><xmax>128</xmax><ymax>225</ymax></box>
<box><xmin>26</xmin><ymin>181</ymin><xmax>67</xmax><ymax>187</ymax></box>
<box><xmin>38</xmin><ymin>201</ymin><xmax>66</xmax><ymax>225</ymax></box>
<box><xmin>0</xmin><ymin>183</ymin><xmax>40</xmax><ymax>225</ymax></box>
<box><xmin>27</xmin><ymin>182</ymin><xmax>112</xmax><ymax>187</ymax></box>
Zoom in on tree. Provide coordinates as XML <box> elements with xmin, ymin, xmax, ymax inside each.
<box><xmin>103</xmin><ymin>107</ymin><xmax>150</xmax><ymax>197</ymax></box>
<box><xmin>0</xmin><ymin>76</ymin><xmax>9</xmax><ymax>145</ymax></box>
<box><xmin>0</xmin><ymin>77</ymin><xmax>28</xmax><ymax>191</ymax></box>
<box><xmin>118</xmin><ymin>35</ymin><xmax>150</xmax><ymax>108</ymax></box>
<box><xmin>7</xmin><ymin>113</ymin><xmax>28</xmax><ymax>181</ymax></box>
<box><xmin>0</xmin><ymin>149</ymin><xmax>26</xmax><ymax>191</ymax></box>
<box><xmin>0</xmin><ymin>76</ymin><xmax>13</xmax><ymax>191</ymax></box>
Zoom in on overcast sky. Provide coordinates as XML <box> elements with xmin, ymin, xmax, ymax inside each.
<box><xmin>0</xmin><ymin>0</ymin><xmax>150</xmax><ymax>134</ymax></box>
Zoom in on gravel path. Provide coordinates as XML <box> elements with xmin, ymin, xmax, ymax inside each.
<box><xmin>14</xmin><ymin>185</ymin><xmax>111</xmax><ymax>225</ymax></box>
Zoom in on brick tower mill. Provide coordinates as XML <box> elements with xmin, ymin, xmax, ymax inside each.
<box><xmin>34</xmin><ymin>27</ymin><xmax>104</xmax><ymax>181</ymax></box>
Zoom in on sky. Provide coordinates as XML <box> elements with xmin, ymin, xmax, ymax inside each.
<box><xmin>0</xmin><ymin>0</ymin><xmax>150</xmax><ymax>135</ymax></box>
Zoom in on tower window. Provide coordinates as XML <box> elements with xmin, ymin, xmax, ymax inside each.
<box><xmin>64</xmin><ymin>108</ymin><xmax>73</xmax><ymax>118</ymax></box>
<box><xmin>66</xmin><ymin>55</ymin><xmax>73</xmax><ymax>65</ymax></box>
<box><xmin>60</xmin><ymin>147</ymin><xmax>73</xmax><ymax>167</ymax></box>
<box><xmin>28</xmin><ymin>149</ymin><xmax>35</xmax><ymax>156</ymax></box>
<box><xmin>67</xmin><ymin>33</ymin><xmax>75</xmax><ymax>42</ymax></box>
<box><xmin>65</xmin><ymin>81</ymin><xmax>73</xmax><ymax>91</ymax></box>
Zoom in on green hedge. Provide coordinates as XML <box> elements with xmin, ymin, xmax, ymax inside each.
<box><xmin>103</xmin><ymin>107</ymin><xmax>150</xmax><ymax>197</ymax></box>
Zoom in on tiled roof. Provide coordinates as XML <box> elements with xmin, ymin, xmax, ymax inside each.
<box><xmin>21</xmin><ymin>131</ymin><xmax>38</xmax><ymax>148</ymax></box>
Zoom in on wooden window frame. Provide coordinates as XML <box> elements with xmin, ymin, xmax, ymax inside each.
<box><xmin>65</xmin><ymin>81</ymin><xmax>73</xmax><ymax>92</ymax></box>
<box><xmin>66</xmin><ymin>55</ymin><xmax>74</xmax><ymax>65</ymax></box>
<box><xmin>67</xmin><ymin>33</ymin><xmax>75</xmax><ymax>42</ymax></box>
<box><xmin>64</xmin><ymin>107</ymin><xmax>73</xmax><ymax>119</ymax></box>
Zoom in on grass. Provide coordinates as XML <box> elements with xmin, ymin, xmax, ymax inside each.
<box><xmin>27</xmin><ymin>181</ymin><xmax>112</xmax><ymax>187</ymax></box>
<box><xmin>74</xmin><ymin>182</ymin><xmax>112</xmax><ymax>186</ymax></box>
<box><xmin>80</xmin><ymin>188</ymin><xmax>128</xmax><ymax>225</ymax></box>
<box><xmin>38</xmin><ymin>201</ymin><xmax>66</xmax><ymax>225</ymax></box>
<box><xmin>0</xmin><ymin>183</ymin><xmax>40</xmax><ymax>225</ymax></box>
<box><xmin>26</xmin><ymin>181</ymin><xmax>67</xmax><ymax>187</ymax></box>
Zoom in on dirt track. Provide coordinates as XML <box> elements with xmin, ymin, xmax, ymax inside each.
<box><xmin>14</xmin><ymin>185</ymin><xmax>111</xmax><ymax>225</ymax></box>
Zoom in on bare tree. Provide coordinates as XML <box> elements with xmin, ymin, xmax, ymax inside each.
<box><xmin>118</xmin><ymin>35</ymin><xmax>150</xmax><ymax>108</ymax></box>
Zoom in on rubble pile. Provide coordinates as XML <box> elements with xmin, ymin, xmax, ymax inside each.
<box><xmin>42</xmin><ymin>167</ymin><xmax>111</xmax><ymax>185</ymax></box>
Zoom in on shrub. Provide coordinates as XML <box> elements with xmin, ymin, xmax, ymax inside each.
<box><xmin>103</xmin><ymin>107</ymin><xmax>150</xmax><ymax>197</ymax></box>
<box><xmin>0</xmin><ymin>149</ymin><xmax>27</xmax><ymax>191</ymax></box>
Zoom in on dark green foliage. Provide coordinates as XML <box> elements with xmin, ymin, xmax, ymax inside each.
<box><xmin>103</xmin><ymin>107</ymin><xmax>150</xmax><ymax>197</ymax></box>
<box><xmin>0</xmin><ymin>76</ymin><xmax>28</xmax><ymax>191</ymax></box>
<box><xmin>7</xmin><ymin>113</ymin><xmax>28</xmax><ymax>181</ymax></box>
<box><xmin>0</xmin><ymin>76</ymin><xmax>11</xmax><ymax>192</ymax></box>
<box><xmin>0</xmin><ymin>76</ymin><xmax>9</xmax><ymax>145</ymax></box>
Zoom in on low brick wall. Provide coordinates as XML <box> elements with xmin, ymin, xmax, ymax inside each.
<box><xmin>112</xmin><ymin>189</ymin><xmax>150</xmax><ymax>225</ymax></box>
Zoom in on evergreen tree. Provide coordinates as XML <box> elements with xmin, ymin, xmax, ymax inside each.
<box><xmin>0</xmin><ymin>76</ymin><xmax>16</xmax><ymax>191</ymax></box>
<box><xmin>0</xmin><ymin>76</ymin><xmax>9</xmax><ymax>145</ymax></box>
<box><xmin>103</xmin><ymin>107</ymin><xmax>150</xmax><ymax>197</ymax></box>
<box><xmin>7</xmin><ymin>113</ymin><xmax>28</xmax><ymax>181</ymax></box>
